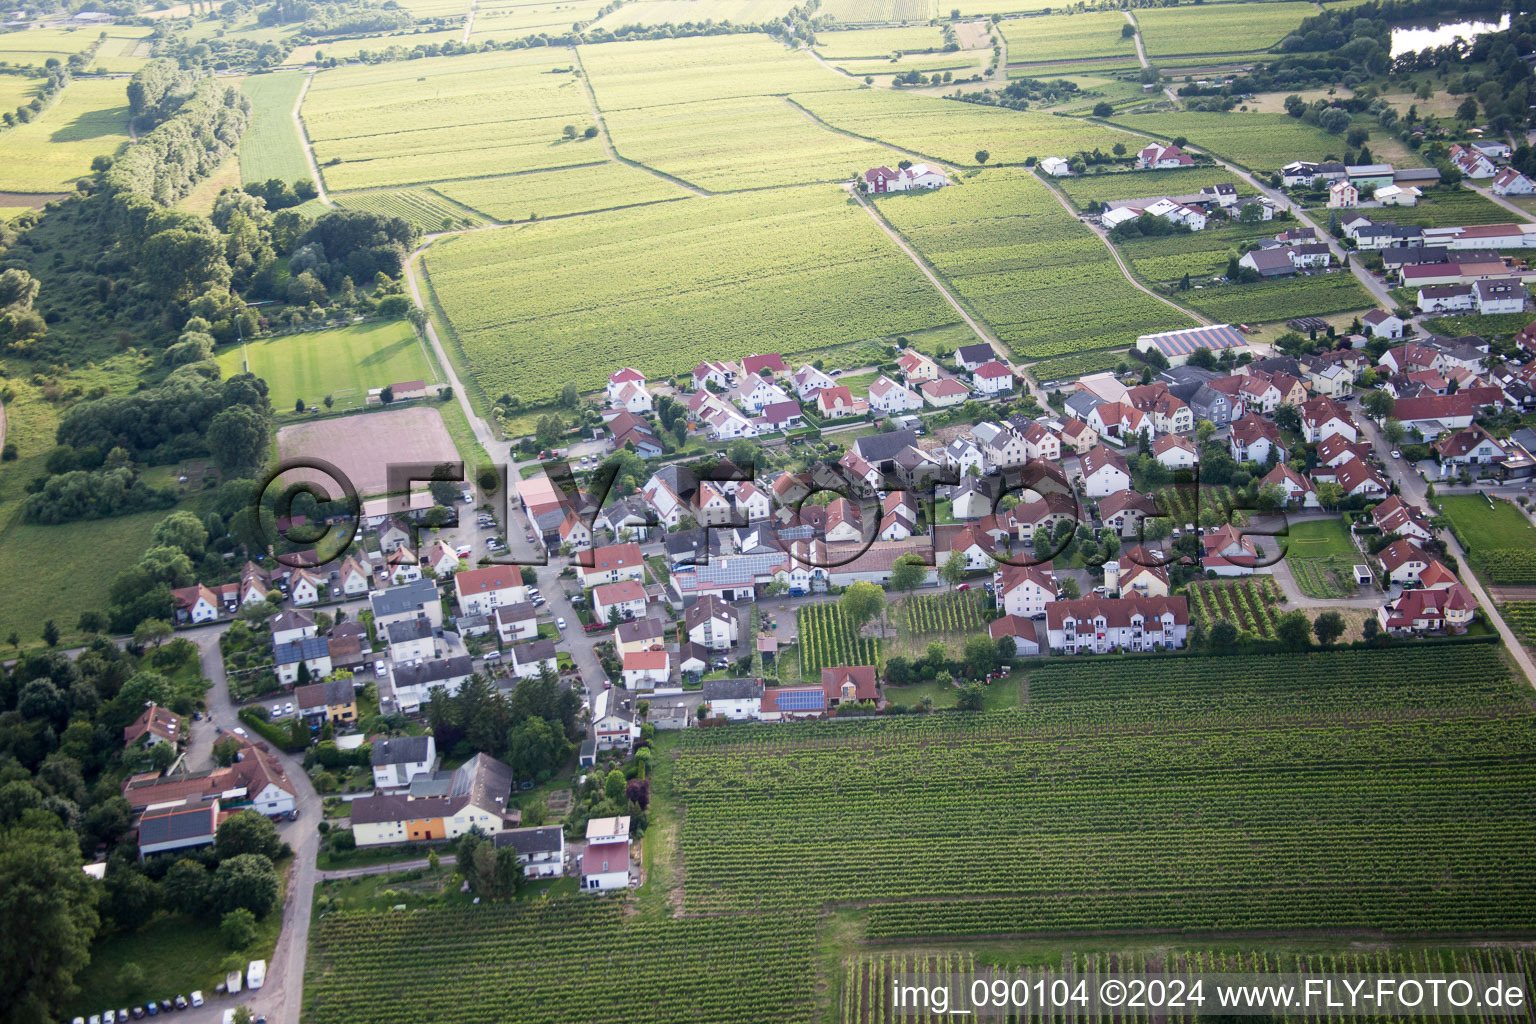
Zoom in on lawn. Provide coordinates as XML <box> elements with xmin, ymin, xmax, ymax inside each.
<box><xmin>1134</xmin><ymin>1</ymin><xmax>1313</xmax><ymax>57</ymax></box>
<box><xmin>0</xmin><ymin>70</ymin><xmax>43</xmax><ymax>110</ymax></box>
<box><xmin>1000</xmin><ymin>11</ymin><xmax>1138</xmax><ymax>64</ymax></box>
<box><xmin>1056</xmin><ymin>166</ymin><xmax>1247</xmax><ymax>208</ymax></box>
<box><xmin>794</xmin><ymin>86</ymin><xmax>1140</xmax><ymax>166</ymax></box>
<box><xmin>420</xmin><ymin>186</ymin><xmax>957</xmax><ymax>403</ymax></box>
<box><xmin>238</xmin><ymin>69</ymin><xmax>314</xmax><ymax>187</ymax></box>
<box><xmin>64</xmin><ymin>870</ymin><xmax>287</xmax><ymax>1017</ymax></box>
<box><xmin>884</xmin><ymin>673</ymin><xmax>1021</xmax><ymax>709</ymax></box>
<box><xmin>1441</xmin><ymin>494</ymin><xmax>1536</xmax><ymax>585</ymax></box>
<box><xmin>433</xmin><ymin>162</ymin><xmax>691</xmax><ymax>222</ymax></box>
<box><xmin>0</xmin><ymin>76</ymin><xmax>132</xmax><ymax>193</ymax></box>
<box><xmin>303</xmin><ymin>50</ymin><xmax>599</xmax><ymax>190</ymax></box>
<box><xmin>875</xmin><ymin>167</ymin><xmax>1194</xmax><ymax>360</ymax></box>
<box><xmin>1283</xmin><ymin>517</ymin><xmax>1360</xmax><ymax>599</ymax></box>
<box><xmin>215</xmin><ymin>320</ymin><xmax>435</xmax><ymax>413</ymax></box>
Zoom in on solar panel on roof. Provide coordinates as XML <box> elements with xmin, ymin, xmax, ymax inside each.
<box><xmin>778</xmin><ymin>689</ymin><xmax>825</xmax><ymax>711</ymax></box>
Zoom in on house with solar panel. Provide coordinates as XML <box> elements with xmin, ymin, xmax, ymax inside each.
<box><xmin>758</xmin><ymin>685</ymin><xmax>828</xmax><ymax>721</ymax></box>
<box><xmin>137</xmin><ymin>799</ymin><xmax>222</xmax><ymax>860</ymax></box>
<box><xmin>1136</xmin><ymin>324</ymin><xmax>1251</xmax><ymax>367</ymax></box>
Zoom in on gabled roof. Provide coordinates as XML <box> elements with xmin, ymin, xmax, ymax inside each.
<box><xmin>820</xmin><ymin>665</ymin><xmax>877</xmax><ymax>702</ymax></box>
<box><xmin>372</xmin><ymin>734</ymin><xmax>433</xmax><ymax>766</ymax></box>
<box><xmin>594</xmin><ymin>579</ymin><xmax>646</xmax><ymax>606</ymax></box>
<box><xmin>1378</xmin><ymin>538</ymin><xmax>1427</xmax><ymax>572</ymax></box>
<box><xmin>703</xmin><ymin>677</ymin><xmax>763</xmax><ymax>702</ymax></box>
<box><xmin>1080</xmin><ymin>445</ymin><xmax>1130</xmax><ymax>479</ymax></box>
<box><xmin>1045</xmin><ymin>594</ymin><xmax>1189</xmax><ymax>629</ymax></box>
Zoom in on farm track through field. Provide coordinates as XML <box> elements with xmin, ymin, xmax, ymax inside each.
<box><xmin>461</xmin><ymin>0</ymin><xmax>476</xmax><ymax>43</ymax></box>
<box><xmin>570</xmin><ymin>45</ymin><xmax>712</xmax><ymax>198</ymax></box>
<box><xmin>1032</xmin><ymin>167</ymin><xmax>1212</xmax><ymax>325</ymax></box>
<box><xmin>293</xmin><ymin>69</ymin><xmax>330</xmax><ymax>205</ymax></box>
<box><xmin>782</xmin><ymin>95</ymin><xmax>929</xmax><ymax>166</ymax></box>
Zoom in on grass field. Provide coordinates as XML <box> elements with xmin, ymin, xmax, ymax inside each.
<box><xmin>303</xmin><ymin>50</ymin><xmax>597</xmax><ymax>190</ymax></box>
<box><xmin>216</xmin><ymin>320</ymin><xmax>435</xmax><ymax>412</ymax></box>
<box><xmin>1283</xmin><ymin>516</ymin><xmax>1360</xmax><ymax>598</ymax></box>
<box><xmin>285</xmin><ymin>28</ymin><xmax>464</xmax><ymax>64</ymax></box>
<box><xmin>432</xmin><ymin>161</ymin><xmax>691</xmax><ymax>221</ymax></box>
<box><xmin>1106</xmin><ymin>110</ymin><xmax>1348</xmax><ymax>172</ymax></box>
<box><xmin>0</xmin><ymin>25</ymin><xmax>102</xmax><ymax>66</ymax></box>
<box><xmin>1135</xmin><ymin>1</ymin><xmax>1312</xmax><ymax>57</ymax></box>
<box><xmin>0</xmin><ymin>76</ymin><xmax>131</xmax><ymax>193</ymax></box>
<box><xmin>1000</xmin><ymin>11</ymin><xmax>1138</xmax><ymax>64</ymax></box>
<box><xmin>875</xmin><ymin>167</ymin><xmax>1192</xmax><ymax>359</ymax></box>
<box><xmin>421</xmin><ymin>186</ymin><xmax>957</xmax><ymax>403</ymax></box>
<box><xmin>1386</xmin><ymin>185</ymin><xmax>1515</xmax><ymax>227</ymax></box>
<box><xmin>580</xmin><ymin>35</ymin><xmax>855</xmax><ymax>110</ymax></box>
<box><xmin>64</xmin><ymin>878</ymin><xmax>285</xmax><ymax>1018</ymax></box>
<box><xmin>834</xmin><ymin>52</ymin><xmax>984</xmax><ymax>78</ymax></box>
<box><xmin>794</xmin><ymin>87</ymin><xmax>1139</xmax><ymax>166</ymax></box>
<box><xmin>603</xmin><ymin>96</ymin><xmax>903</xmax><ymax>190</ymax></box>
<box><xmin>238</xmin><ymin>70</ymin><xmax>313</xmax><ymax>187</ymax></box>
<box><xmin>0</xmin><ymin>70</ymin><xmax>43</xmax><ymax>110</ymax></box>
<box><xmin>469</xmin><ymin>0</ymin><xmax>606</xmax><ymax>37</ymax></box>
<box><xmin>1441</xmin><ymin>494</ymin><xmax>1536</xmax><ymax>585</ymax></box>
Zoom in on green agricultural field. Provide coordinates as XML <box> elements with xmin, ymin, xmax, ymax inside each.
<box><xmin>239</xmin><ymin>70</ymin><xmax>314</xmax><ymax>187</ymax></box>
<box><xmin>388</xmin><ymin>0</ymin><xmax>468</xmax><ymax>16</ymax></box>
<box><xmin>434</xmin><ymin>162</ymin><xmax>690</xmax><ymax>221</ymax></box>
<box><xmin>469</xmin><ymin>0</ymin><xmax>606</xmax><ymax>37</ymax></box>
<box><xmin>677</xmin><ymin>645</ymin><xmax>1536</xmax><ymax>930</ymax></box>
<box><xmin>1182</xmin><ymin>271</ymin><xmax>1376</xmax><ymax>323</ymax></box>
<box><xmin>421</xmin><ymin>187</ymin><xmax>956</xmax><ymax>403</ymax></box>
<box><xmin>0</xmin><ymin>77</ymin><xmax>131</xmax><ymax>193</ymax></box>
<box><xmin>1000</xmin><ymin>10</ymin><xmax>1138</xmax><ymax>64</ymax></box>
<box><xmin>579</xmin><ymin>35</ymin><xmax>856</xmax><ymax>110</ymax></box>
<box><xmin>794</xmin><ymin>87</ymin><xmax>1139</xmax><ymax>166</ymax></box>
<box><xmin>1505</xmin><ymin>601</ymin><xmax>1536</xmax><ymax>647</ymax></box>
<box><xmin>1388</xmin><ymin>185</ymin><xmax>1515</xmax><ymax>227</ymax></box>
<box><xmin>303</xmin><ymin>50</ymin><xmax>598</xmax><ymax>190</ymax></box>
<box><xmin>1422</xmin><ymin>311</ymin><xmax>1535</xmax><ymax>337</ymax></box>
<box><xmin>1441</xmin><ymin>494</ymin><xmax>1536</xmax><ymax>585</ymax></box>
<box><xmin>1106</xmin><ymin>111</ymin><xmax>1347</xmax><ymax>172</ymax></box>
<box><xmin>0</xmin><ymin>25</ymin><xmax>100</xmax><ymax>65</ymax></box>
<box><xmin>215</xmin><ymin>320</ymin><xmax>435</xmax><ymax>412</ymax></box>
<box><xmin>1029</xmin><ymin>347</ymin><xmax>1126</xmax><ymax>380</ymax></box>
<box><xmin>331</xmin><ymin>188</ymin><xmax>488</xmax><ymax>231</ymax></box>
<box><xmin>286</xmin><ymin>28</ymin><xmax>464</xmax><ymax>64</ymax></box>
<box><xmin>820</xmin><ymin>0</ymin><xmax>935</xmax><ymax>21</ymax></box>
<box><xmin>1056</xmin><ymin>166</ymin><xmax>1245</xmax><ymax>207</ymax></box>
<box><xmin>307</xmin><ymin>901</ymin><xmax>819</xmax><ymax>1024</ymax></box>
<box><xmin>798</xmin><ymin>601</ymin><xmax>880</xmax><ymax>674</ymax></box>
<box><xmin>814</xmin><ymin>26</ymin><xmax>946</xmax><ymax>59</ymax></box>
<box><xmin>835</xmin><ymin>52</ymin><xmax>983</xmax><ymax>77</ymax></box>
<box><xmin>590</xmin><ymin>0</ymin><xmax>798</xmax><ymax>29</ymax></box>
<box><xmin>1135</xmin><ymin>1</ymin><xmax>1312</xmax><ymax>57</ymax></box>
<box><xmin>603</xmin><ymin>96</ymin><xmax>902</xmax><ymax>190</ymax></box>
<box><xmin>876</xmin><ymin>168</ymin><xmax>1192</xmax><ymax>359</ymax></box>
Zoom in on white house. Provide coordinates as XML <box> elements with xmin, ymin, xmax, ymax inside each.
<box><xmin>582</xmin><ymin>840</ymin><xmax>630</xmax><ymax>892</ymax></box>
<box><xmin>591</xmin><ymin>689</ymin><xmax>641</xmax><ymax>754</ymax></box>
<box><xmin>1327</xmin><ymin>180</ymin><xmax>1359</xmax><ymax>208</ymax></box>
<box><xmin>1045</xmin><ymin>595</ymin><xmax>1190</xmax><ymax>653</ymax></box>
<box><xmin>455</xmin><ymin>566</ymin><xmax>527</xmax><ymax>616</ymax></box>
<box><xmin>494</xmin><ymin>826</ymin><xmax>566</xmax><ymax>879</ymax></box>
<box><xmin>702</xmin><ymin>677</ymin><xmax>762</xmax><ymax>720</ymax></box>
<box><xmin>973</xmin><ymin>360</ymin><xmax>1014</xmax><ymax>395</ymax></box>
<box><xmin>1492</xmin><ymin>167</ymin><xmax>1536</xmax><ymax>196</ymax></box>
<box><xmin>592</xmin><ymin>579</ymin><xmax>647</xmax><ymax>623</ymax></box>
<box><xmin>371</xmin><ymin>735</ymin><xmax>436</xmax><ymax>789</ymax></box>
<box><xmin>509</xmin><ymin>638</ymin><xmax>559</xmax><ymax>680</ymax></box>
<box><xmin>493</xmin><ymin>602</ymin><xmax>539</xmax><ymax>643</ymax></box>
<box><xmin>1136</xmin><ymin>143</ymin><xmax>1193</xmax><ymax>169</ymax></box>
<box><xmin>1362</xmin><ymin>309</ymin><xmax>1404</xmax><ymax>340</ymax></box>
<box><xmin>685</xmin><ymin>595</ymin><xmax>739</xmax><ymax>650</ymax></box>
<box><xmin>1475</xmin><ymin>278</ymin><xmax>1526</xmax><ymax>315</ymax></box>
<box><xmin>867</xmin><ymin>375</ymin><xmax>924</xmax><ymax>414</ymax></box>
<box><xmin>621</xmin><ymin>649</ymin><xmax>670</xmax><ymax>690</ymax></box>
<box><xmin>1378</xmin><ymin>538</ymin><xmax>1430</xmax><ymax>585</ymax></box>
<box><xmin>1039</xmin><ymin>156</ymin><xmax>1072</xmax><ymax>177</ymax></box>
<box><xmin>921</xmin><ymin>378</ymin><xmax>970</xmax><ymax>408</ymax></box>
<box><xmin>1079</xmin><ymin>445</ymin><xmax>1132</xmax><ymax>498</ymax></box>
<box><xmin>1152</xmin><ymin>433</ymin><xmax>1198</xmax><ymax>470</ymax></box>
<box><xmin>994</xmin><ymin>563</ymin><xmax>1057</xmax><ymax>619</ymax></box>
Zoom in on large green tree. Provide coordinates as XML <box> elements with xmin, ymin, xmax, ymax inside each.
<box><xmin>206</xmin><ymin>405</ymin><xmax>270</xmax><ymax>478</ymax></box>
<box><xmin>839</xmin><ymin>582</ymin><xmax>887</xmax><ymax>636</ymax></box>
<box><xmin>0</xmin><ymin>824</ymin><xmax>100</xmax><ymax>1019</ymax></box>
<box><xmin>215</xmin><ymin>810</ymin><xmax>283</xmax><ymax>861</ymax></box>
<box><xmin>210</xmin><ymin>853</ymin><xmax>279</xmax><ymax>919</ymax></box>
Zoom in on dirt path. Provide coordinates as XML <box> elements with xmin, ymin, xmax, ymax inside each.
<box><xmin>1124</xmin><ymin>12</ymin><xmax>1180</xmax><ymax>105</ymax></box>
<box><xmin>292</xmin><ymin>69</ymin><xmax>330</xmax><ymax>206</ymax></box>
<box><xmin>461</xmin><ymin>0</ymin><xmax>476</xmax><ymax>43</ymax></box>
<box><xmin>1032</xmin><ymin>167</ymin><xmax>1212</xmax><ymax>326</ymax></box>
<box><xmin>570</xmin><ymin>45</ymin><xmax>711</xmax><ymax>198</ymax></box>
<box><xmin>844</xmin><ymin>182</ymin><xmax>996</xmax><ymax>351</ymax></box>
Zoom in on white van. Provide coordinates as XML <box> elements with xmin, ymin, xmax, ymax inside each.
<box><xmin>247</xmin><ymin>959</ymin><xmax>266</xmax><ymax>990</ymax></box>
<box><xmin>226</xmin><ymin>969</ymin><xmax>243</xmax><ymax>995</ymax></box>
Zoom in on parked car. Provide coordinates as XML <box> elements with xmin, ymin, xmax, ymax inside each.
<box><xmin>456</xmin><ymin>544</ymin><xmax>472</xmax><ymax>557</ymax></box>
<box><xmin>144</xmin><ymin>1003</ymin><xmax>159</xmax><ymax>1017</ymax></box>
<box><xmin>955</xmin><ymin>583</ymin><xmax>971</xmax><ymax>591</ymax></box>
<box><xmin>270</xmin><ymin>704</ymin><xmax>281</xmax><ymax>717</ymax></box>
<box><xmin>173</xmin><ymin>996</ymin><xmax>188</xmax><ymax>1011</ymax></box>
<box><xmin>375</xmin><ymin>661</ymin><xmax>387</xmax><ymax>677</ymax></box>
<box><xmin>189</xmin><ymin>993</ymin><xmax>203</xmax><ymax>1009</ymax></box>
<box><xmin>283</xmin><ymin>702</ymin><xmax>293</xmax><ymax>716</ymax></box>
<box><xmin>1391</xmin><ymin>449</ymin><xmax>1402</xmax><ymax>459</ymax></box>
<box><xmin>556</xmin><ymin>618</ymin><xmax>566</xmax><ymax>631</ymax></box>
<box><xmin>102</xmin><ymin>1011</ymin><xmax>115</xmax><ymax>1024</ymax></box>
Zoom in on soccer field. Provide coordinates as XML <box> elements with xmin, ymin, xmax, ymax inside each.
<box><xmin>216</xmin><ymin>320</ymin><xmax>436</xmax><ymax>412</ymax></box>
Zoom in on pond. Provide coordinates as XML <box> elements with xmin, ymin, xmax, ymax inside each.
<box><xmin>1390</xmin><ymin>12</ymin><xmax>1509</xmax><ymax>57</ymax></box>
